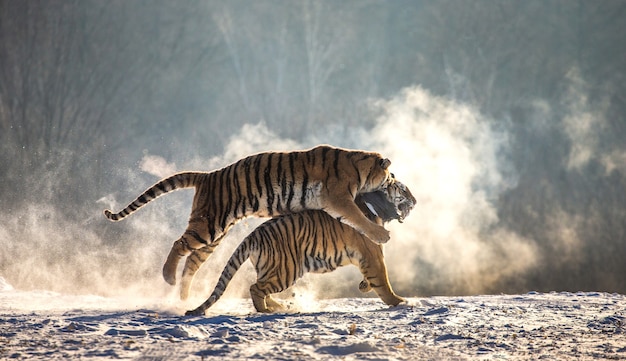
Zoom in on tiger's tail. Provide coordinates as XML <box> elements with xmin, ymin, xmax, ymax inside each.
<box><xmin>186</xmin><ymin>240</ymin><xmax>254</xmax><ymax>315</ymax></box>
<box><xmin>103</xmin><ymin>172</ymin><xmax>204</xmax><ymax>221</ymax></box>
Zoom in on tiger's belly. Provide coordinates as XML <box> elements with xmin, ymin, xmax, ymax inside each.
<box><xmin>260</xmin><ymin>181</ymin><xmax>324</xmax><ymax>216</ymax></box>
<box><xmin>303</xmin><ymin>249</ymin><xmax>355</xmax><ymax>274</ymax></box>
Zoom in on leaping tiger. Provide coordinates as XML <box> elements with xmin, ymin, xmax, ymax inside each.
<box><xmin>103</xmin><ymin>145</ymin><xmax>394</xmax><ymax>287</ymax></box>
<box><xmin>185</xmin><ymin>178</ymin><xmax>416</xmax><ymax>315</ymax></box>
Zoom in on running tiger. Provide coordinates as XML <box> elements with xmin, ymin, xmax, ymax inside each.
<box><xmin>186</xmin><ymin>179</ymin><xmax>415</xmax><ymax>315</ymax></box>
<box><xmin>103</xmin><ymin>145</ymin><xmax>393</xmax><ymax>286</ymax></box>
<box><xmin>178</xmin><ymin>173</ymin><xmax>413</xmax><ymax>300</ymax></box>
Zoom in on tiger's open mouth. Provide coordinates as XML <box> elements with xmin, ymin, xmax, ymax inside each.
<box><xmin>396</xmin><ymin>201</ymin><xmax>414</xmax><ymax>223</ymax></box>
<box><xmin>387</xmin><ymin>180</ymin><xmax>416</xmax><ymax>223</ymax></box>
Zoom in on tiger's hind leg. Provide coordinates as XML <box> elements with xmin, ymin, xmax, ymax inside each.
<box><xmin>250</xmin><ymin>281</ymin><xmax>285</xmax><ymax>313</ymax></box>
<box><xmin>250</xmin><ymin>284</ymin><xmax>271</xmax><ymax>313</ymax></box>
<box><xmin>163</xmin><ymin>220</ymin><xmax>211</xmax><ymax>286</ymax></box>
<box><xmin>162</xmin><ymin>238</ymin><xmax>187</xmax><ymax>285</ymax></box>
<box><xmin>179</xmin><ymin>239</ymin><xmax>223</xmax><ymax>300</ymax></box>
<box><xmin>265</xmin><ymin>296</ymin><xmax>285</xmax><ymax>312</ymax></box>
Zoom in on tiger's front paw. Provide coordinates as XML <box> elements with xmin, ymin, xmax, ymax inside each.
<box><xmin>381</xmin><ymin>295</ymin><xmax>406</xmax><ymax>307</ymax></box>
<box><xmin>369</xmin><ymin>226</ymin><xmax>390</xmax><ymax>244</ymax></box>
<box><xmin>358</xmin><ymin>279</ymin><xmax>372</xmax><ymax>293</ymax></box>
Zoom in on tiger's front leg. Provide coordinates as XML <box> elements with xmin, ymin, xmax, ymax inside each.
<box><xmin>359</xmin><ymin>251</ymin><xmax>405</xmax><ymax>306</ymax></box>
<box><xmin>324</xmin><ymin>196</ymin><xmax>390</xmax><ymax>244</ymax></box>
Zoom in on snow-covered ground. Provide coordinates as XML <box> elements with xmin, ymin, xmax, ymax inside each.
<box><xmin>1</xmin><ymin>277</ymin><xmax>624</xmax><ymax>360</ymax></box>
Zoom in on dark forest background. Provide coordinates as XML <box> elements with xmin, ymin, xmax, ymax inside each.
<box><xmin>1</xmin><ymin>1</ymin><xmax>625</xmax><ymax>297</ymax></box>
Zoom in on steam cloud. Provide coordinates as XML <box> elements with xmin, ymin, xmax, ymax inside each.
<box><xmin>364</xmin><ymin>87</ymin><xmax>537</xmax><ymax>296</ymax></box>
<box><xmin>0</xmin><ymin>79</ymin><xmax>621</xmax><ymax>309</ymax></box>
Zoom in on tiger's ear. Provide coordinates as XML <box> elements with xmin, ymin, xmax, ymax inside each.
<box><xmin>379</xmin><ymin>158</ymin><xmax>391</xmax><ymax>170</ymax></box>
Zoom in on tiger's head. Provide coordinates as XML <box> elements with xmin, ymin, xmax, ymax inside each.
<box><xmin>359</xmin><ymin>155</ymin><xmax>392</xmax><ymax>193</ymax></box>
<box><xmin>385</xmin><ymin>177</ymin><xmax>416</xmax><ymax>223</ymax></box>
<box><xmin>357</xmin><ymin>175</ymin><xmax>415</xmax><ymax>224</ymax></box>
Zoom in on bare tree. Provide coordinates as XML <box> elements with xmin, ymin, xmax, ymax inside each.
<box><xmin>0</xmin><ymin>1</ymin><xmax>219</xmax><ymax>207</ymax></box>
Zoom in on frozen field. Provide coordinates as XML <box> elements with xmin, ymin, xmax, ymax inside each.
<box><xmin>1</xmin><ymin>279</ymin><xmax>624</xmax><ymax>360</ymax></box>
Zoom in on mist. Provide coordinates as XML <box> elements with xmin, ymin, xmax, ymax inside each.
<box><xmin>1</xmin><ymin>1</ymin><xmax>625</xmax><ymax>304</ymax></box>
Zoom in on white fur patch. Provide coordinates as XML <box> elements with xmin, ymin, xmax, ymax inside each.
<box><xmin>364</xmin><ymin>202</ymin><xmax>379</xmax><ymax>217</ymax></box>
